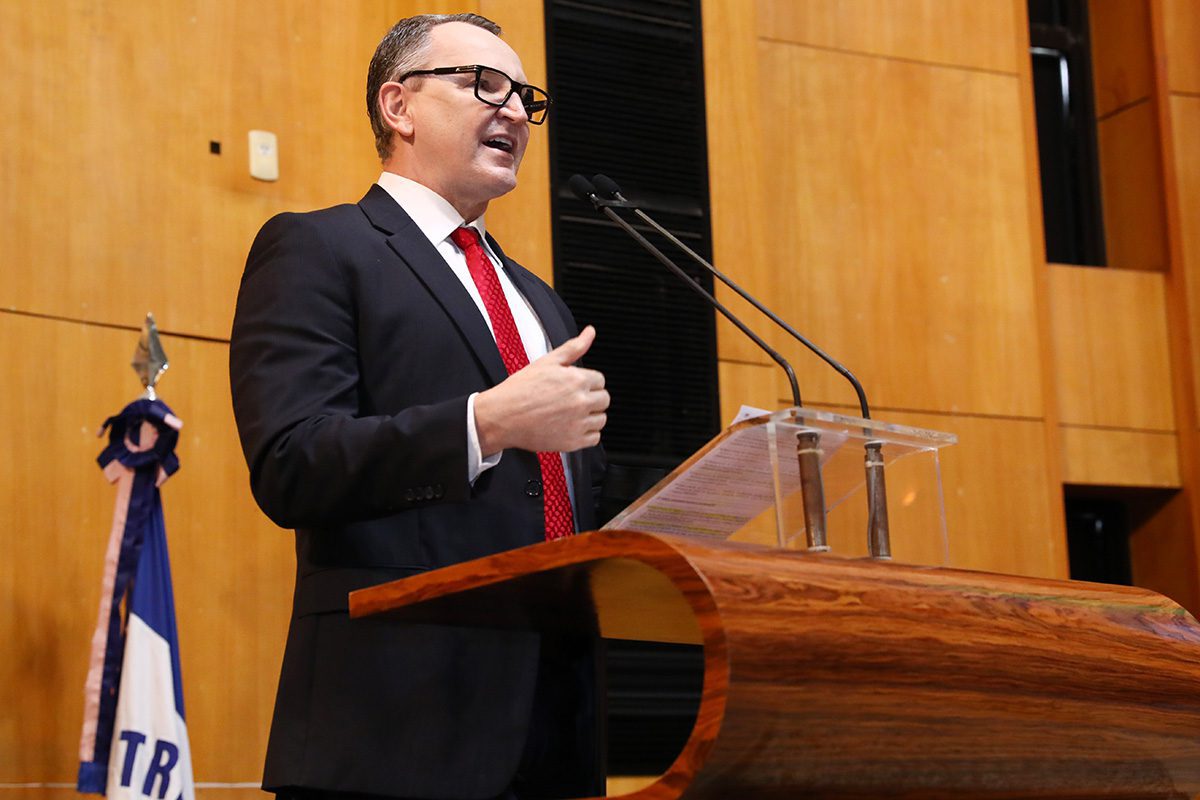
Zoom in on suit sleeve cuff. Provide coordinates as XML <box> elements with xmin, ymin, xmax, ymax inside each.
<box><xmin>466</xmin><ymin>392</ymin><xmax>503</xmax><ymax>484</ymax></box>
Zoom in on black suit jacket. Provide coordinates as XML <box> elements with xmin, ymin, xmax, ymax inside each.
<box><xmin>229</xmin><ymin>185</ymin><xmax>603</xmax><ymax>799</ymax></box>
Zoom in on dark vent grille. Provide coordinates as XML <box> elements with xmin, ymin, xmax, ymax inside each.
<box><xmin>547</xmin><ymin>0</ymin><xmax>718</xmax><ymax>471</ymax></box>
<box><xmin>604</xmin><ymin>640</ymin><xmax>704</xmax><ymax>775</ymax></box>
<box><xmin>546</xmin><ymin>0</ymin><xmax>714</xmax><ymax>778</ymax></box>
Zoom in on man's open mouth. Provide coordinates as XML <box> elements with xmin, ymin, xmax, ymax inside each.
<box><xmin>483</xmin><ymin>137</ymin><xmax>514</xmax><ymax>153</ymax></box>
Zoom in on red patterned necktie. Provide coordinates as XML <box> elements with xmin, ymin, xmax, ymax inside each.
<box><xmin>450</xmin><ymin>226</ymin><xmax>575</xmax><ymax>540</ymax></box>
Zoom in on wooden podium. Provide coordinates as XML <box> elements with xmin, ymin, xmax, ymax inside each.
<box><xmin>351</xmin><ymin>529</ymin><xmax>1200</xmax><ymax>799</ymax></box>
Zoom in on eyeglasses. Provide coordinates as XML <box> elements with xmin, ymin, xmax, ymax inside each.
<box><xmin>398</xmin><ymin>65</ymin><xmax>552</xmax><ymax>125</ymax></box>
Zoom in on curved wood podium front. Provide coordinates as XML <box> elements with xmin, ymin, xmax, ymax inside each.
<box><xmin>349</xmin><ymin>530</ymin><xmax>1200</xmax><ymax>799</ymax></box>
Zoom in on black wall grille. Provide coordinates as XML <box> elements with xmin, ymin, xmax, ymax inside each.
<box><xmin>546</xmin><ymin>0</ymin><xmax>719</xmax><ymax>473</ymax></box>
<box><xmin>545</xmin><ymin>0</ymin><xmax>713</xmax><ymax>777</ymax></box>
<box><xmin>603</xmin><ymin>640</ymin><xmax>705</xmax><ymax>775</ymax></box>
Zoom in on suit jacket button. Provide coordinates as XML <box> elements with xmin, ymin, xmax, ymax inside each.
<box><xmin>525</xmin><ymin>479</ymin><xmax>543</xmax><ymax>497</ymax></box>
<box><xmin>424</xmin><ymin>486</ymin><xmax>435</xmax><ymax>500</ymax></box>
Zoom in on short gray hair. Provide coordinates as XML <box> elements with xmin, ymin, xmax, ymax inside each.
<box><xmin>366</xmin><ymin>13</ymin><xmax>503</xmax><ymax>161</ymax></box>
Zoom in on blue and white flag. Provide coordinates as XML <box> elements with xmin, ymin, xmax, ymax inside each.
<box><xmin>78</xmin><ymin>398</ymin><xmax>194</xmax><ymax>800</ymax></box>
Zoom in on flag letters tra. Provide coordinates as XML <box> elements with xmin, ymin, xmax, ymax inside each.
<box><xmin>77</xmin><ymin>399</ymin><xmax>194</xmax><ymax>800</ymax></box>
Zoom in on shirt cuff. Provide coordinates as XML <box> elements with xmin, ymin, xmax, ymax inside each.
<box><xmin>466</xmin><ymin>392</ymin><xmax>502</xmax><ymax>484</ymax></box>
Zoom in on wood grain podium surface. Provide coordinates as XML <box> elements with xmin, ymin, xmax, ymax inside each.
<box><xmin>352</xmin><ymin>530</ymin><xmax>1200</xmax><ymax>800</ymax></box>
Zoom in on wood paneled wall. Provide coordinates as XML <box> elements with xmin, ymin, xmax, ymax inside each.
<box><xmin>1047</xmin><ymin>265</ymin><xmax>1181</xmax><ymax>491</ymax></box>
<box><xmin>705</xmin><ymin>0</ymin><xmax>1068</xmax><ymax>578</ymax></box>
<box><xmin>1049</xmin><ymin>266</ymin><xmax>1174</xmax><ymax>432</ymax></box>
<box><xmin>1090</xmin><ymin>0</ymin><xmax>1169</xmax><ymax>272</ymax></box>
<box><xmin>0</xmin><ymin>0</ymin><xmax>551</xmax><ymax>792</ymax></box>
<box><xmin>1024</xmin><ymin>0</ymin><xmax>1200</xmax><ymax>612</ymax></box>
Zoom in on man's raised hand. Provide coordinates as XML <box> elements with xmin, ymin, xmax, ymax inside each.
<box><xmin>474</xmin><ymin>325</ymin><xmax>609</xmax><ymax>455</ymax></box>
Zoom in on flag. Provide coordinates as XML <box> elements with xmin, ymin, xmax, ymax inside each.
<box><xmin>78</xmin><ymin>398</ymin><xmax>194</xmax><ymax>800</ymax></box>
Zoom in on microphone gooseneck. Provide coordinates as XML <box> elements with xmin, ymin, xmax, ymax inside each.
<box><xmin>567</xmin><ymin>175</ymin><xmax>803</xmax><ymax>409</ymax></box>
<box><xmin>591</xmin><ymin>174</ymin><xmax>871</xmax><ymax>420</ymax></box>
<box><xmin>572</xmin><ymin>174</ymin><xmax>891</xmax><ymax>559</ymax></box>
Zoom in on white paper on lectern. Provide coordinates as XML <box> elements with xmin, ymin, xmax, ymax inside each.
<box><xmin>729</xmin><ymin>404</ymin><xmax>771</xmax><ymax>425</ymax></box>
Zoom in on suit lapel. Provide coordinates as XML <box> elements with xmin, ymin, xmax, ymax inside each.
<box><xmin>358</xmin><ymin>185</ymin><xmax>509</xmax><ymax>386</ymax></box>
<box><xmin>361</xmin><ymin>185</ymin><xmax>595</xmax><ymax>525</ymax></box>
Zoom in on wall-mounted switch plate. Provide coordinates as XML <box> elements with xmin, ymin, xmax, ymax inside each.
<box><xmin>248</xmin><ymin>130</ymin><xmax>279</xmax><ymax>181</ymax></box>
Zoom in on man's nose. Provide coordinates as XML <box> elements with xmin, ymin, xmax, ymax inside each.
<box><xmin>499</xmin><ymin>91</ymin><xmax>529</xmax><ymax>123</ymax></box>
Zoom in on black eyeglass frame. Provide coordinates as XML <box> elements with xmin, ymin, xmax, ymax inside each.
<box><xmin>397</xmin><ymin>64</ymin><xmax>553</xmax><ymax>125</ymax></box>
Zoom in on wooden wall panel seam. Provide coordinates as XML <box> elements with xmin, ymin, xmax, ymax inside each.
<box><xmin>719</xmin><ymin>356</ymin><xmax>778</xmax><ymax>368</ymax></box>
<box><xmin>1097</xmin><ymin>97</ymin><xmax>1153</xmax><ymax>123</ymax></box>
<box><xmin>1060</xmin><ymin>422</ymin><xmax>1177</xmax><ymax>435</ymax></box>
<box><xmin>0</xmin><ymin>308</ymin><xmax>234</xmax><ymax>345</ymax></box>
<box><xmin>754</xmin><ymin>37</ymin><xmax>1019</xmax><ymax>79</ymax></box>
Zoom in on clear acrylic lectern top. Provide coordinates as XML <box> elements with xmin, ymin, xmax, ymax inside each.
<box><xmin>603</xmin><ymin>407</ymin><xmax>958</xmax><ymax>566</ymax></box>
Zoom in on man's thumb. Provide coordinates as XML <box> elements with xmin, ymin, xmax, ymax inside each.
<box><xmin>549</xmin><ymin>325</ymin><xmax>596</xmax><ymax>365</ymax></box>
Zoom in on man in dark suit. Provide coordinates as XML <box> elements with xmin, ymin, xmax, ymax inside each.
<box><xmin>229</xmin><ymin>13</ymin><xmax>609</xmax><ymax>800</ymax></box>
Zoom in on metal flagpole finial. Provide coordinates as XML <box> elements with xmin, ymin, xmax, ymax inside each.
<box><xmin>132</xmin><ymin>313</ymin><xmax>169</xmax><ymax>400</ymax></box>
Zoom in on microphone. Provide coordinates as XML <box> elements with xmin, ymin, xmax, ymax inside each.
<box><xmin>569</xmin><ymin>174</ymin><xmax>829</xmax><ymax>551</ymax></box>
<box><xmin>574</xmin><ymin>174</ymin><xmax>891</xmax><ymax>558</ymax></box>
<box><xmin>591</xmin><ymin>174</ymin><xmax>871</xmax><ymax>420</ymax></box>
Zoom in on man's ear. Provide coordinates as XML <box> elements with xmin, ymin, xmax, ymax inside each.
<box><xmin>378</xmin><ymin>81</ymin><xmax>414</xmax><ymax>138</ymax></box>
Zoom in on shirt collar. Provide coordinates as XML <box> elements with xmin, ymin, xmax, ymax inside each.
<box><xmin>376</xmin><ymin>171</ymin><xmax>488</xmax><ymax>247</ymax></box>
